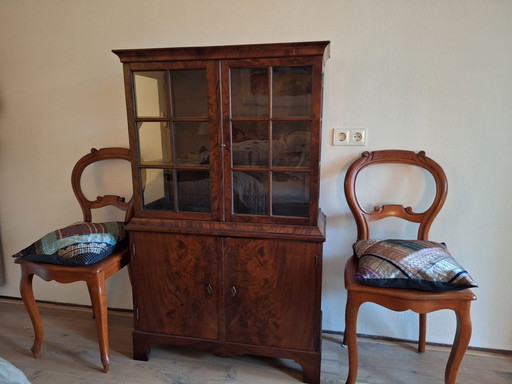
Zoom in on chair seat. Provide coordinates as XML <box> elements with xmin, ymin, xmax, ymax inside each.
<box><xmin>344</xmin><ymin>256</ymin><xmax>476</xmax><ymax>303</ymax></box>
<box><xmin>15</xmin><ymin>247</ymin><xmax>130</xmax><ymax>283</ymax></box>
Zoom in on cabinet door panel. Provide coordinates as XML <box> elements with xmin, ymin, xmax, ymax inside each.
<box><xmin>131</xmin><ymin>232</ymin><xmax>220</xmax><ymax>340</ymax></box>
<box><xmin>223</xmin><ymin>57</ymin><xmax>323</xmax><ymax>224</ymax></box>
<box><xmin>224</xmin><ymin>238</ymin><xmax>318</xmax><ymax>350</ymax></box>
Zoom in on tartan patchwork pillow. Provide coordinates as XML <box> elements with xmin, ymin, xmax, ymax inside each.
<box><xmin>354</xmin><ymin>239</ymin><xmax>478</xmax><ymax>292</ymax></box>
<box><xmin>12</xmin><ymin>222</ymin><xmax>126</xmax><ymax>266</ymax></box>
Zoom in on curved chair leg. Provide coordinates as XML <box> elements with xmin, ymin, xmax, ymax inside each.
<box><xmin>344</xmin><ymin>293</ymin><xmax>361</xmax><ymax>384</ymax></box>
<box><xmin>18</xmin><ymin>266</ymin><xmax>44</xmax><ymax>358</ymax></box>
<box><xmin>418</xmin><ymin>313</ymin><xmax>427</xmax><ymax>353</ymax></box>
<box><xmin>86</xmin><ymin>273</ymin><xmax>110</xmax><ymax>373</ymax></box>
<box><xmin>444</xmin><ymin>304</ymin><xmax>472</xmax><ymax>384</ymax></box>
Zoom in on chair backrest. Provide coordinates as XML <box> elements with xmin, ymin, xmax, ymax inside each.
<box><xmin>71</xmin><ymin>147</ymin><xmax>134</xmax><ymax>224</ymax></box>
<box><xmin>344</xmin><ymin>150</ymin><xmax>448</xmax><ymax>241</ymax></box>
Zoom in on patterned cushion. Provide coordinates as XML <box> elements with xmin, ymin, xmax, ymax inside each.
<box><xmin>12</xmin><ymin>222</ymin><xmax>126</xmax><ymax>266</ymax></box>
<box><xmin>354</xmin><ymin>239</ymin><xmax>478</xmax><ymax>292</ymax></box>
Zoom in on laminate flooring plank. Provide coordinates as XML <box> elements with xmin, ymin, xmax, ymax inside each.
<box><xmin>1</xmin><ymin>298</ymin><xmax>511</xmax><ymax>384</ymax></box>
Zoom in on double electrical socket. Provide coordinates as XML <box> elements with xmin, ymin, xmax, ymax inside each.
<box><xmin>332</xmin><ymin>128</ymin><xmax>367</xmax><ymax>146</ymax></box>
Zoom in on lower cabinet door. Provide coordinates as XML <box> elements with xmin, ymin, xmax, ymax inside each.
<box><xmin>131</xmin><ymin>232</ymin><xmax>221</xmax><ymax>340</ymax></box>
<box><xmin>224</xmin><ymin>238</ymin><xmax>319</xmax><ymax>351</ymax></box>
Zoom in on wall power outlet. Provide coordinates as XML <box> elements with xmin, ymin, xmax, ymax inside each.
<box><xmin>332</xmin><ymin>128</ymin><xmax>367</xmax><ymax>146</ymax></box>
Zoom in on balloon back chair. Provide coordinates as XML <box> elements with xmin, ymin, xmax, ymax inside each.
<box><xmin>14</xmin><ymin>147</ymin><xmax>133</xmax><ymax>373</ymax></box>
<box><xmin>343</xmin><ymin>150</ymin><xmax>477</xmax><ymax>384</ymax></box>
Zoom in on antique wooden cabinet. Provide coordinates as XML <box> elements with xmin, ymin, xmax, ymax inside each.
<box><xmin>113</xmin><ymin>41</ymin><xmax>329</xmax><ymax>384</ymax></box>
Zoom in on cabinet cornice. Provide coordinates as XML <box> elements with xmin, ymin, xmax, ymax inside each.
<box><xmin>113</xmin><ymin>41</ymin><xmax>330</xmax><ymax>63</ymax></box>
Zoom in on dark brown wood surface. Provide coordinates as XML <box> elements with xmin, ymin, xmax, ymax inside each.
<box><xmin>224</xmin><ymin>238</ymin><xmax>319</xmax><ymax>351</ymax></box>
<box><xmin>131</xmin><ymin>232</ymin><xmax>220</xmax><ymax>340</ymax></box>
<box><xmin>113</xmin><ymin>41</ymin><xmax>330</xmax><ymax>63</ymax></box>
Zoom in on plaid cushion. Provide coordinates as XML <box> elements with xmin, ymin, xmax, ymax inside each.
<box><xmin>354</xmin><ymin>239</ymin><xmax>478</xmax><ymax>292</ymax></box>
<box><xmin>12</xmin><ymin>222</ymin><xmax>125</xmax><ymax>266</ymax></box>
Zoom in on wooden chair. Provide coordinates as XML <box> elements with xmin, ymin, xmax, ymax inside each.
<box><xmin>342</xmin><ymin>150</ymin><xmax>476</xmax><ymax>384</ymax></box>
<box><xmin>14</xmin><ymin>147</ymin><xmax>133</xmax><ymax>373</ymax></box>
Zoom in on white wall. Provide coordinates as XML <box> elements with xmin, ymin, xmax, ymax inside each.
<box><xmin>1</xmin><ymin>0</ymin><xmax>511</xmax><ymax>351</ymax></box>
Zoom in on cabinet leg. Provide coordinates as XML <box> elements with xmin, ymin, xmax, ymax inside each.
<box><xmin>132</xmin><ymin>332</ymin><xmax>151</xmax><ymax>361</ymax></box>
<box><xmin>296</xmin><ymin>354</ymin><xmax>321</xmax><ymax>384</ymax></box>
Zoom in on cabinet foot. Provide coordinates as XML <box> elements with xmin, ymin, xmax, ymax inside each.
<box><xmin>133</xmin><ymin>332</ymin><xmax>151</xmax><ymax>361</ymax></box>
<box><xmin>295</xmin><ymin>355</ymin><xmax>321</xmax><ymax>384</ymax></box>
<box><xmin>296</xmin><ymin>354</ymin><xmax>321</xmax><ymax>384</ymax></box>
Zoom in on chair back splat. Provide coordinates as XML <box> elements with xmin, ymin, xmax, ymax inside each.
<box><xmin>71</xmin><ymin>147</ymin><xmax>133</xmax><ymax>223</ymax></box>
<box><xmin>344</xmin><ymin>150</ymin><xmax>448</xmax><ymax>241</ymax></box>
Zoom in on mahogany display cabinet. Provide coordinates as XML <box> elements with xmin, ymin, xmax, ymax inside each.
<box><xmin>113</xmin><ymin>41</ymin><xmax>329</xmax><ymax>384</ymax></box>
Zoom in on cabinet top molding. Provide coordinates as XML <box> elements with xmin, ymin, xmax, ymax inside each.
<box><xmin>113</xmin><ymin>41</ymin><xmax>330</xmax><ymax>63</ymax></box>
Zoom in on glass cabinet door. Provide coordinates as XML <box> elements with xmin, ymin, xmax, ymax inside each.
<box><xmin>227</xmin><ymin>62</ymin><xmax>316</xmax><ymax>220</ymax></box>
<box><xmin>132</xmin><ymin>68</ymin><xmax>212</xmax><ymax>214</ymax></box>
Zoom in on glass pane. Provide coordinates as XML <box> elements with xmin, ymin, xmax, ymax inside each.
<box><xmin>232</xmin><ymin>121</ymin><xmax>269</xmax><ymax>167</ymax></box>
<box><xmin>138</xmin><ymin>122</ymin><xmax>172</xmax><ymax>166</ymax></box>
<box><xmin>232</xmin><ymin>171</ymin><xmax>268</xmax><ymax>215</ymax></box>
<box><xmin>272</xmin><ymin>121</ymin><xmax>311</xmax><ymax>167</ymax></box>
<box><xmin>230</xmin><ymin>68</ymin><xmax>269</xmax><ymax>118</ymax></box>
<box><xmin>177</xmin><ymin>171</ymin><xmax>211</xmax><ymax>212</ymax></box>
<box><xmin>272</xmin><ymin>172</ymin><xmax>309</xmax><ymax>217</ymax></box>
<box><xmin>171</xmin><ymin>70</ymin><xmax>208</xmax><ymax>118</ymax></box>
<box><xmin>175</xmin><ymin>122</ymin><xmax>210</xmax><ymax>166</ymax></box>
<box><xmin>142</xmin><ymin>169</ymin><xmax>174</xmax><ymax>211</ymax></box>
<box><xmin>272</xmin><ymin>66</ymin><xmax>312</xmax><ymax>117</ymax></box>
<box><xmin>134</xmin><ymin>71</ymin><xmax>169</xmax><ymax>118</ymax></box>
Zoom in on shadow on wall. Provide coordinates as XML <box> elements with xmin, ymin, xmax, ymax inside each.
<box><xmin>0</xmin><ymin>221</ymin><xmax>4</xmax><ymax>285</ymax></box>
<box><xmin>0</xmin><ymin>90</ymin><xmax>4</xmax><ymax>285</ymax></box>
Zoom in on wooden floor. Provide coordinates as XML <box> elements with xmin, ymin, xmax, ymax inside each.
<box><xmin>0</xmin><ymin>297</ymin><xmax>511</xmax><ymax>384</ymax></box>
